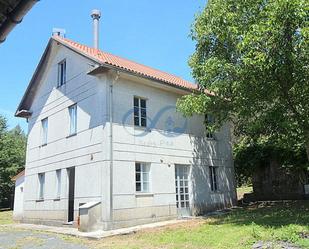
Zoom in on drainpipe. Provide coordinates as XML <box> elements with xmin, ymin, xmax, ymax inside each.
<box><xmin>108</xmin><ymin>71</ymin><xmax>120</xmax><ymax>228</ymax></box>
<box><xmin>0</xmin><ymin>0</ymin><xmax>39</xmax><ymax>43</ymax></box>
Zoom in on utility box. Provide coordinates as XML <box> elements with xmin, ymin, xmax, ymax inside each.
<box><xmin>78</xmin><ymin>201</ymin><xmax>101</xmax><ymax>232</ymax></box>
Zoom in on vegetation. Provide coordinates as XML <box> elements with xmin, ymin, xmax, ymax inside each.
<box><xmin>1</xmin><ymin>201</ymin><xmax>308</xmax><ymax>249</ymax></box>
<box><xmin>234</xmin><ymin>137</ymin><xmax>308</xmax><ymax>187</ymax></box>
<box><xmin>0</xmin><ymin>210</ymin><xmax>13</xmax><ymax>225</ymax></box>
<box><xmin>177</xmin><ymin>0</ymin><xmax>309</xmax><ymax>165</ymax></box>
<box><xmin>59</xmin><ymin>201</ymin><xmax>309</xmax><ymax>249</ymax></box>
<box><xmin>0</xmin><ymin>115</ymin><xmax>26</xmax><ymax>208</ymax></box>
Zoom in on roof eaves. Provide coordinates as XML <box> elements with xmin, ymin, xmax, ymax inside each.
<box><xmin>15</xmin><ymin>38</ymin><xmax>53</xmax><ymax>117</ymax></box>
<box><xmin>89</xmin><ymin>63</ymin><xmax>197</xmax><ymax>94</ymax></box>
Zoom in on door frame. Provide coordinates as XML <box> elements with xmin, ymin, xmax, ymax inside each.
<box><xmin>67</xmin><ymin>167</ymin><xmax>75</xmax><ymax>222</ymax></box>
<box><xmin>175</xmin><ymin>164</ymin><xmax>191</xmax><ymax>217</ymax></box>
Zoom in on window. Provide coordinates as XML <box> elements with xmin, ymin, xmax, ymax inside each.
<box><xmin>134</xmin><ymin>97</ymin><xmax>147</xmax><ymax>127</ymax></box>
<box><xmin>68</xmin><ymin>104</ymin><xmax>77</xmax><ymax>135</ymax></box>
<box><xmin>135</xmin><ymin>162</ymin><xmax>150</xmax><ymax>192</ymax></box>
<box><xmin>57</xmin><ymin>60</ymin><xmax>66</xmax><ymax>87</ymax></box>
<box><xmin>205</xmin><ymin>114</ymin><xmax>215</xmax><ymax>139</ymax></box>
<box><xmin>38</xmin><ymin>173</ymin><xmax>45</xmax><ymax>200</ymax></box>
<box><xmin>209</xmin><ymin>166</ymin><xmax>218</xmax><ymax>191</ymax></box>
<box><xmin>41</xmin><ymin>118</ymin><xmax>48</xmax><ymax>145</ymax></box>
<box><xmin>56</xmin><ymin>169</ymin><xmax>61</xmax><ymax>198</ymax></box>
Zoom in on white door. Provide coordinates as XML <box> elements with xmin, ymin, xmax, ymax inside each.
<box><xmin>175</xmin><ymin>165</ymin><xmax>191</xmax><ymax>216</ymax></box>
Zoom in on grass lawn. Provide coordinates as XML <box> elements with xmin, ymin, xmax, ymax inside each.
<box><xmin>0</xmin><ymin>210</ymin><xmax>13</xmax><ymax>225</ymax></box>
<box><xmin>1</xmin><ymin>201</ymin><xmax>308</xmax><ymax>249</ymax></box>
<box><xmin>64</xmin><ymin>201</ymin><xmax>309</xmax><ymax>249</ymax></box>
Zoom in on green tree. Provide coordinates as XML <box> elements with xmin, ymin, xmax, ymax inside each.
<box><xmin>177</xmin><ymin>0</ymin><xmax>309</xmax><ymax>162</ymax></box>
<box><xmin>0</xmin><ymin>115</ymin><xmax>26</xmax><ymax>208</ymax></box>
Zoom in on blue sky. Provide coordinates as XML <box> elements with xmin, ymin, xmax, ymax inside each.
<box><xmin>0</xmin><ymin>0</ymin><xmax>206</xmax><ymax>132</ymax></box>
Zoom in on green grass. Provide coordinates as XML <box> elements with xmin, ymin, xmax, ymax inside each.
<box><xmin>63</xmin><ymin>201</ymin><xmax>308</xmax><ymax>249</ymax></box>
<box><xmin>0</xmin><ymin>210</ymin><xmax>13</xmax><ymax>225</ymax></box>
<box><xmin>138</xmin><ymin>201</ymin><xmax>309</xmax><ymax>249</ymax></box>
<box><xmin>1</xmin><ymin>202</ymin><xmax>309</xmax><ymax>249</ymax></box>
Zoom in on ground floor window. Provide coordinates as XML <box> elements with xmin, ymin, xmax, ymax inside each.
<box><xmin>209</xmin><ymin>166</ymin><xmax>218</xmax><ymax>191</ymax></box>
<box><xmin>135</xmin><ymin>162</ymin><xmax>150</xmax><ymax>192</ymax></box>
<box><xmin>38</xmin><ymin>173</ymin><xmax>45</xmax><ymax>200</ymax></box>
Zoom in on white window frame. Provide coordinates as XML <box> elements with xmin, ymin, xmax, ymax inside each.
<box><xmin>68</xmin><ymin>104</ymin><xmax>77</xmax><ymax>135</ymax></box>
<box><xmin>57</xmin><ymin>59</ymin><xmax>66</xmax><ymax>87</ymax></box>
<box><xmin>55</xmin><ymin>169</ymin><xmax>61</xmax><ymax>199</ymax></box>
<box><xmin>209</xmin><ymin>166</ymin><xmax>218</xmax><ymax>191</ymax></box>
<box><xmin>205</xmin><ymin>114</ymin><xmax>215</xmax><ymax>139</ymax></box>
<box><xmin>134</xmin><ymin>97</ymin><xmax>147</xmax><ymax>127</ymax></box>
<box><xmin>135</xmin><ymin>162</ymin><xmax>150</xmax><ymax>192</ymax></box>
<box><xmin>38</xmin><ymin>173</ymin><xmax>45</xmax><ymax>200</ymax></box>
<box><xmin>41</xmin><ymin>118</ymin><xmax>48</xmax><ymax>146</ymax></box>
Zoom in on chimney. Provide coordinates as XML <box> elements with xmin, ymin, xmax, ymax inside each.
<box><xmin>91</xmin><ymin>9</ymin><xmax>101</xmax><ymax>49</ymax></box>
<box><xmin>52</xmin><ymin>28</ymin><xmax>66</xmax><ymax>38</ymax></box>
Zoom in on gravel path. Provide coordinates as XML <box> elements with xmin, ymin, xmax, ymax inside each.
<box><xmin>0</xmin><ymin>229</ymin><xmax>88</xmax><ymax>249</ymax></box>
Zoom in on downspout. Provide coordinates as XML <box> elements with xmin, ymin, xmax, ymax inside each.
<box><xmin>0</xmin><ymin>0</ymin><xmax>39</xmax><ymax>43</ymax></box>
<box><xmin>109</xmin><ymin>71</ymin><xmax>120</xmax><ymax>228</ymax></box>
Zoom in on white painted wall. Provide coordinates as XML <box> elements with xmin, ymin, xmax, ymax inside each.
<box><xmin>107</xmin><ymin>73</ymin><xmax>236</xmax><ymax>227</ymax></box>
<box><xmin>21</xmin><ymin>42</ymin><xmax>236</xmax><ymax>229</ymax></box>
<box><xmin>23</xmin><ymin>41</ymin><xmax>107</xmax><ymax>224</ymax></box>
<box><xmin>13</xmin><ymin>175</ymin><xmax>24</xmax><ymax>220</ymax></box>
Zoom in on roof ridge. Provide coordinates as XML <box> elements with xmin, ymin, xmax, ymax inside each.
<box><xmin>53</xmin><ymin>35</ymin><xmax>198</xmax><ymax>91</ymax></box>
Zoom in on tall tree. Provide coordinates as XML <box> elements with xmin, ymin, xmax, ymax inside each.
<box><xmin>0</xmin><ymin>116</ymin><xmax>26</xmax><ymax>208</ymax></box>
<box><xmin>177</xmin><ymin>0</ymin><xmax>309</xmax><ymax>161</ymax></box>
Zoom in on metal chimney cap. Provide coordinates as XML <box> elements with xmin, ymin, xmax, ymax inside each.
<box><xmin>91</xmin><ymin>9</ymin><xmax>101</xmax><ymax>19</ymax></box>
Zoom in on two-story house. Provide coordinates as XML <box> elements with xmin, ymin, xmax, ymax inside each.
<box><xmin>15</xmin><ymin>31</ymin><xmax>236</xmax><ymax>230</ymax></box>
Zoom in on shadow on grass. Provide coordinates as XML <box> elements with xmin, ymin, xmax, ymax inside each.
<box><xmin>209</xmin><ymin>200</ymin><xmax>309</xmax><ymax>228</ymax></box>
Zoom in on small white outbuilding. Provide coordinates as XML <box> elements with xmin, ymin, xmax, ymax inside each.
<box><xmin>12</xmin><ymin>170</ymin><xmax>25</xmax><ymax>220</ymax></box>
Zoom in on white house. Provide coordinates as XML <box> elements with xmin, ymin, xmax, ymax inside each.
<box><xmin>15</xmin><ymin>25</ymin><xmax>236</xmax><ymax>230</ymax></box>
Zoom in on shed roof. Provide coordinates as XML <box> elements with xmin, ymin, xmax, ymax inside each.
<box><xmin>11</xmin><ymin>169</ymin><xmax>25</xmax><ymax>181</ymax></box>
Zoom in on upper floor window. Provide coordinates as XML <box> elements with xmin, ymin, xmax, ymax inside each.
<box><xmin>205</xmin><ymin>114</ymin><xmax>215</xmax><ymax>139</ymax></box>
<box><xmin>38</xmin><ymin>173</ymin><xmax>45</xmax><ymax>200</ymax></box>
<box><xmin>209</xmin><ymin>166</ymin><xmax>218</xmax><ymax>191</ymax></box>
<box><xmin>57</xmin><ymin>59</ymin><xmax>66</xmax><ymax>87</ymax></box>
<box><xmin>56</xmin><ymin>169</ymin><xmax>61</xmax><ymax>199</ymax></box>
<box><xmin>68</xmin><ymin>104</ymin><xmax>77</xmax><ymax>135</ymax></box>
<box><xmin>135</xmin><ymin>162</ymin><xmax>150</xmax><ymax>192</ymax></box>
<box><xmin>134</xmin><ymin>97</ymin><xmax>147</xmax><ymax>127</ymax></box>
<box><xmin>41</xmin><ymin>118</ymin><xmax>48</xmax><ymax>146</ymax></box>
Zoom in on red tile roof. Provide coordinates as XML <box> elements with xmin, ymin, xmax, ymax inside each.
<box><xmin>53</xmin><ymin>35</ymin><xmax>205</xmax><ymax>92</ymax></box>
<box><xmin>11</xmin><ymin>169</ymin><xmax>25</xmax><ymax>181</ymax></box>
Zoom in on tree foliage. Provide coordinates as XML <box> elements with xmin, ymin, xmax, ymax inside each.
<box><xmin>234</xmin><ymin>136</ymin><xmax>308</xmax><ymax>187</ymax></box>
<box><xmin>177</xmin><ymin>0</ymin><xmax>309</xmax><ymax>162</ymax></box>
<box><xmin>0</xmin><ymin>115</ymin><xmax>26</xmax><ymax>208</ymax></box>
